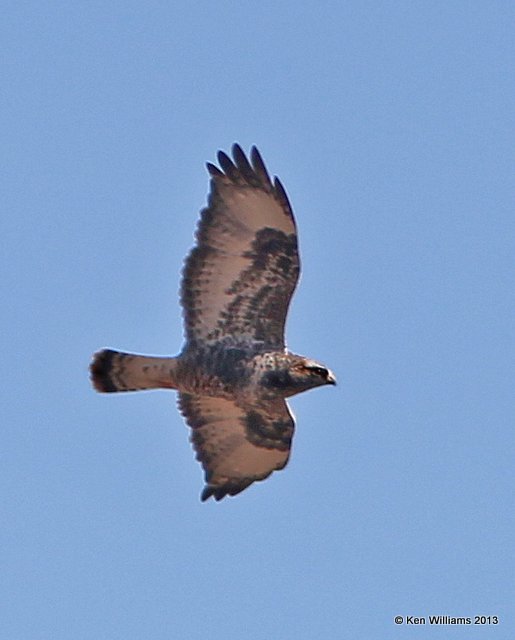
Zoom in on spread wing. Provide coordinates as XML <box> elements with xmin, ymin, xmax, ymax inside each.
<box><xmin>178</xmin><ymin>392</ymin><xmax>295</xmax><ymax>501</ymax></box>
<box><xmin>181</xmin><ymin>144</ymin><xmax>300</xmax><ymax>351</ymax></box>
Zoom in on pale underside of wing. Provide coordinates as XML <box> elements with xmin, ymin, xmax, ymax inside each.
<box><xmin>181</xmin><ymin>144</ymin><xmax>300</xmax><ymax>351</ymax></box>
<box><xmin>178</xmin><ymin>392</ymin><xmax>295</xmax><ymax>501</ymax></box>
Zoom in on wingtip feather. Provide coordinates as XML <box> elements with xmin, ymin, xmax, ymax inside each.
<box><xmin>206</xmin><ymin>161</ymin><xmax>223</xmax><ymax>177</ymax></box>
<box><xmin>250</xmin><ymin>146</ymin><xmax>271</xmax><ymax>187</ymax></box>
<box><xmin>217</xmin><ymin>150</ymin><xmax>235</xmax><ymax>175</ymax></box>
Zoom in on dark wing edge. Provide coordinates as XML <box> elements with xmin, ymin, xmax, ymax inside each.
<box><xmin>178</xmin><ymin>392</ymin><xmax>295</xmax><ymax>502</ymax></box>
<box><xmin>205</xmin><ymin>144</ymin><xmax>295</xmax><ymax>219</ymax></box>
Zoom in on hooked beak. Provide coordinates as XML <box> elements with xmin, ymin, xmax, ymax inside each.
<box><xmin>326</xmin><ymin>370</ymin><xmax>337</xmax><ymax>386</ymax></box>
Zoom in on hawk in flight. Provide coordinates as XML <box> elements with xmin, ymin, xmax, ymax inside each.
<box><xmin>91</xmin><ymin>145</ymin><xmax>336</xmax><ymax>501</ymax></box>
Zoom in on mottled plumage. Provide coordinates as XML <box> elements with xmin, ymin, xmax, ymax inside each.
<box><xmin>91</xmin><ymin>145</ymin><xmax>335</xmax><ymax>501</ymax></box>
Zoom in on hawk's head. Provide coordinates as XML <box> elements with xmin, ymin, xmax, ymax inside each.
<box><xmin>261</xmin><ymin>354</ymin><xmax>337</xmax><ymax>397</ymax></box>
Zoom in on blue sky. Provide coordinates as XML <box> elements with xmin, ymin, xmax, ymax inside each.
<box><xmin>2</xmin><ymin>2</ymin><xmax>514</xmax><ymax>638</ymax></box>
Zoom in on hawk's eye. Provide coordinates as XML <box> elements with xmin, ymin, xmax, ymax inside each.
<box><xmin>308</xmin><ymin>366</ymin><xmax>327</xmax><ymax>378</ymax></box>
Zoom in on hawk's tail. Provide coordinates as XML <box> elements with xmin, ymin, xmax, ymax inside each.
<box><xmin>90</xmin><ymin>349</ymin><xmax>179</xmax><ymax>393</ymax></box>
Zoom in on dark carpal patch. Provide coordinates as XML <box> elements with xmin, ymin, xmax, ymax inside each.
<box><xmin>243</xmin><ymin>409</ymin><xmax>292</xmax><ymax>451</ymax></box>
<box><xmin>245</xmin><ymin>227</ymin><xmax>298</xmax><ymax>275</ymax></box>
<box><xmin>214</xmin><ymin>227</ymin><xmax>299</xmax><ymax>347</ymax></box>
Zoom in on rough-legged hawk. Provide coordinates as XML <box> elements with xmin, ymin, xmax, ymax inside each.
<box><xmin>91</xmin><ymin>144</ymin><xmax>336</xmax><ymax>501</ymax></box>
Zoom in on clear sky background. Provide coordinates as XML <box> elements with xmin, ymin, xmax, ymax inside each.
<box><xmin>2</xmin><ymin>2</ymin><xmax>514</xmax><ymax>638</ymax></box>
